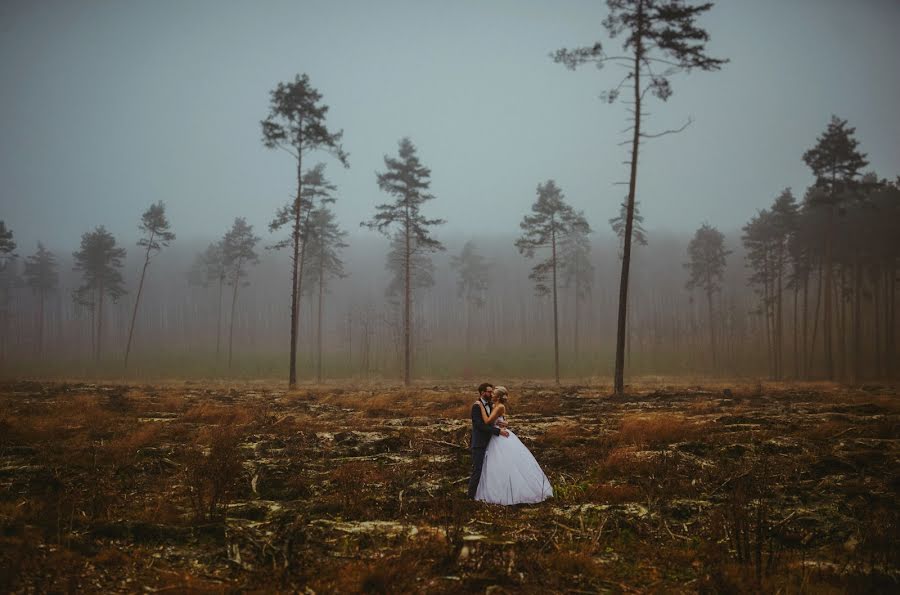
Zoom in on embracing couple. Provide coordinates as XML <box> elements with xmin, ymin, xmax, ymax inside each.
<box><xmin>468</xmin><ymin>382</ymin><xmax>553</xmax><ymax>505</ymax></box>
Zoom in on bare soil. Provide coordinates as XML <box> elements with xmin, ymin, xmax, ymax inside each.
<box><xmin>0</xmin><ymin>380</ymin><xmax>898</xmax><ymax>593</ymax></box>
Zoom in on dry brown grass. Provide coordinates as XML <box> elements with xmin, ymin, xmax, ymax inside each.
<box><xmin>616</xmin><ymin>413</ymin><xmax>706</xmax><ymax>447</ymax></box>
<box><xmin>181</xmin><ymin>402</ymin><xmax>254</xmax><ymax>426</ymax></box>
<box><xmin>538</xmin><ymin>422</ymin><xmax>583</xmax><ymax>448</ymax></box>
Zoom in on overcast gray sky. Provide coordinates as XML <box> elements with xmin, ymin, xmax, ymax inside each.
<box><xmin>2</xmin><ymin>0</ymin><xmax>898</xmax><ymax>254</ymax></box>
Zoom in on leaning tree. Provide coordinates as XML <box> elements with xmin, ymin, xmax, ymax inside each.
<box><xmin>261</xmin><ymin>74</ymin><xmax>349</xmax><ymax>388</ymax></box>
<box><xmin>554</xmin><ymin>0</ymin><xmax>727</xmax><ymax>395</ymax></box>
<box><xmin>684</xmin><ymin>223</ymin><xmax>730</xmax><ymax>370</ymax></box>
<box><xmin>23</xmin><ymin>242</ymin><xmax>58</xmax><ymax>358</ymax></box>
<box><xmin>72</xmin><ymin>226</ymin><xmax>127</xmax><ymax>363</ymax></box>
<box><xmin>363</xmin><ymin>138</ymin><xmax>444</xmax><ymax>386</ymax></box>
<box><xmin>515</xmin><ymin>180</ymin><xmax>589</xmax><ymax>385</ymax></box>
<box><xmin>124</xmin><ymin>201</ymin><xmax>175</xmax><ymax>368</ymax></box>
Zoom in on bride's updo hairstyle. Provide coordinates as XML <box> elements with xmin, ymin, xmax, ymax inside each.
<box><xmin>493</xmin><ymin>386</ymin><xmax>509</xmax><ymax>405</ymax></box>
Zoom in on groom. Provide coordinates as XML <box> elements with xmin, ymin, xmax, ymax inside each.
<box><xmin>468</xmin><ymin>382</ymin><xmax>509</xmax><ymax>499</ymax></box>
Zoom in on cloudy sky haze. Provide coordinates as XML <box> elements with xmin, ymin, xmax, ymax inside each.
<box><xmin>1</xmin><ymin>0</ymin><xmax>898</xmax><ymax>254</ymax></box>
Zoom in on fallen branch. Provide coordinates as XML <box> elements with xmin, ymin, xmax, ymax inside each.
<box><xmin>423</xmin><ymin>438</ymin><xmax>466</xmax><ymax>451</ymax></box>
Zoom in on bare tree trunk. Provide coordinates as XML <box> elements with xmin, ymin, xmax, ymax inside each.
<box><xmin>802</xmin><ymin>271</ymin><xmax>809</xmax><ymax>378</ymax></box>
<box><xmin>551</xmin><ymin>226</ymin><xmax>560</xmax><ymax>385</ymax></box>
<box><xmin>96</xmin><ymin>281</ymin><xmax>104</xmax><ymax>363</ymax></box>
<box><xmin>823</xmin><ymin>212</ymin><xmax>834</xmax><ymax>380</ymax></box>
<box><xmin>125</xmin><ymin>233</ymin><xmax>155</xmax><ymax>369</ymax></box>
<box><xmin>775</xmin><ymin>246</ymin><xmax>784</xmax><ymax>380</ymax></box>
<box><xmin>317</xmin><ymin>256</ymin><xmax>325</xmax><ymax>384</ymax></box>
<box><xmin>403</xmin><ymin>215</ymin><xmax>411</xmax><ymax>386</ymax></box>
<box><xmin>227</xmin><ymin>267</ymin><xmax>241</xmax><ymax>371</ymax></box>
<box><xmin>792</xmin><ymin>282</ymin><xmax>799</xmax><ymax>379</ymax></box>
<box><xmin>837</xmin><ymin>265</ymin><xmax>846</xmax><ymax>381</ymax></box>
<box><xmin>37</xmin><ymin>287</ymin><xmax>45</xmax><ymax>359</ymax></box>
<box><xmin>809</xmin><ymin>261</ymin><xmax>823</xmax><ymax>377</ymax></box>
<box><xmin>706</xmin><ymin>287</ymin><xmax>716</xmax><ymax>371</ymax></box>
<box><xmin>873</xmin><ymin>266</ymin><xmax>882</xmax><ymax>378</ymax></box>
<box><xmin>851</xmin><ymin>258</ymin><xmax>861</xmax><ymax>383</ymax></box>
<box><xmin>614</xmin><ymin>17</ymin><xmax>643</xmax><ymax>396</ymax></box>
<box><xmin>216</xmin><ymin>276</ymin><xmax>224</xmax><ymax>363</ymax></box>
<box><xmin>289</xmin><ymin>144</ymin><xmax>303</xmax><ymax>388</ymax></box>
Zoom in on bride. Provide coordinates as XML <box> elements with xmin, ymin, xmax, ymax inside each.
<box><xmin>474</xmin><ymin>386</ymin><xmax>553</xmax><ymax>505</ymax></box>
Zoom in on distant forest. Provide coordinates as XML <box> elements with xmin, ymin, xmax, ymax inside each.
<box><xmin>1</xmin><ymin>121</ymin><xmax>896</xmax><ymax>383</ymax></box>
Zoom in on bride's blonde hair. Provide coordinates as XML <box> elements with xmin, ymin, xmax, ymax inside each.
<box><xmin>493</xmin><ymin>386</ymin><xmax>509</xmax><ymax>404</ymax></box>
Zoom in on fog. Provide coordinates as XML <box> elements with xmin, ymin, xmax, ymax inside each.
<box><xmin>1</xmin><ymin>0</ymin><xmax>898</xmax><ymax>381</ymax></box>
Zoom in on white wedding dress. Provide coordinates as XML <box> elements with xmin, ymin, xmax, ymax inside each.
<box><xmin>475</xmin><ymin>416</ymin><xmax>553</xmax><ymax>505</ymax></box>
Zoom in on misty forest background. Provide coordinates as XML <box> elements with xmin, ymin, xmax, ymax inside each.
<box><xmin>0</xmin><ymin>4</ymin><xmax>897</xmax><ymax>386</ymax></box>
<box><xmin>2</xmin><ymin>145</ymin><xmax>896</xmax><ymax>385</ymax></box>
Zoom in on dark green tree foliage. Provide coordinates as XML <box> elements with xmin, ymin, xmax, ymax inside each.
<box><xmin>450</xmin><ymin>241</ymin><xmax>491</xmax><ymax>350</ymax></box>
<box><xmin>559</xmin><ymin>214</ymin><xmax>594</xmax><ymax>362</ymax></box>
<box><xmin>23</xmin><ymin>242</ymin><xmax>58</xmax><ymax>357</ymax></box>
<box><xmin>363</xmin><ymin>137</ymin><xmax>445</xmax><ymax>385</ymax></box>
<box><xmin>684</xmin><ymin>223</ymin><xmax>730</xmax><ymax>369</ymax></box>
<box><xmin>188</xmin><ymin>241</ymin><xmax>228</xmax><ymax>360</ymax></box>
<box><xmin>450</xmin><ymin>241</ymin><xmax>490</xmax><ymax>309</ymax></box>
<box><xmin>609</xmin><ymin>200</ymin><xmax>648</xmax><ymax>259</ymax></box>
<box><xmin>125</xmin><ymin>201</ymin><xmax>175</xmax><ymax>368</ymax></box>
<box><xmin>272</xmin><ymin>164</ymin><xmax>337</xmax><ymax>379</ymax></box>
<box><xmin>554</xmin><ymin>0</ymin><xmax>727</xmax><ymax>395</ymax></box>
<box><xmin>302</xmin><ymin>203</ymin><xmax>348</xmax><ymax>383</ymax></box>
<box><xmin>261</xmin><ymin>73</ymin><xmax>349</xmax><ymax>388</ymax></box>
<box><xmin>515</xmin><ymin>180</ymin><xmax>589</xmax><ymax>384</ymax></box>
<box><xmin>0</xmin><ymin>221</ymin><xmax>19</xmax><ymax>364</ymax></box>
<box><xmin>0</xmin><ymin>221</ymin><xmax>15</xmax><ymax>259</ymax></box>
<box><xmin>72</xmin><ymin>226</ymin><xmax>127</xmax><ymax>362</ymax></box>
<box><xmin>222</xmin><ymin>218</ymin><xmax>260</xmax><ymax>370</ymax></box>
<box><xmin>802</xmin><ymin>116</ymin><xmax>868</xmax><ymax>380</ymax></box>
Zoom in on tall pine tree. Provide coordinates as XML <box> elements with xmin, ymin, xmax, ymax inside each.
<box><xmin>363</xmin><ymin>138</ymin><xmax>445</xmax><ymax>386</ymax></box>
<box><xmin>555</xmin><ymin>0</ymin><xmax>727</xmax><ymax>395</ymax></box>
<box><xmin>515</xmin><ymin>180</ymin><xmax>588</xmax><ymax>385</ymax></box>
<box><xmin>262</xmin><ymin>74</ymin><xmax>349</xmax><ymax>388</ymax></box>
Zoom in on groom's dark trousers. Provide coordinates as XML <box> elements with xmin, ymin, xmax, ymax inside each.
<box><xmin>468</xmin><ymin>400</ymin><xmax>500</xmax><ymax>499</ymax></box>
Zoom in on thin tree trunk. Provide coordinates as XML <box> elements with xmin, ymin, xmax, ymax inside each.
<box><xmin>809</xmin><ymin>261</ymin><xmax>823</xmax><ymax>376</ymax></box>
<box><xmin>853</xmin><ymin>257</ymin><xmax>862</xmax><ymax>383</ymax></box>
<box><xmin>776</xmin><ymin>246</ymin><xmax>784</xmax><ymax>380</ymax></box>
<box><xmin>792</xmin><ymin>282</ymin><xmax>799</xmax><ymax>379</ymax></box>
<box><xmin>706</xmin><ymin>287</ymin><xmax>716</xmax><ymax>370</ymax></box>
<box><xmin>802</xmin><ymin>271</ymin><xmax>809</xmax><ymax>378</ymax></box>
<box><xmin>37</xmin><ymin>287</ymin><xmax>45</xmax><ymax>359</ymax></box>
<box><xmin>823</xmin><ymin>210</ymin><xmax>834</xmax><ymax>380</ymax></box>
<box><xmin>227</xmin><ymin>266</ymin><xmax>241</xmax><ymax>371</ymax></box>
<box><xmin>403</xmin><ymin>213</ymin><xmax>411</xmax><ymax>386</ymax></box>
<box><xmin>551</xmin><ymin>226</ymin><xmax>559</xmax><ymax>385</ymax></box>
<box><xmin>317</xmin><ymin>254</ymin><xmax>325</xmax><ymax>384</ymax></box>
<box><xmin>614</xmin><ymin>13</ymin><xmax>643</xmax><ymax>396</ymax></box>
<box><xmin>216</xmin><ymin>276</ymin><xmax>224</xmax><ymax>362</ymax></box>
<box><xmin>125</xmin><ymin>234</ymin><xmax>154</xmax><ymax>369</ymax></box>
<box><xmin>289</xmin><ymin>143</ymin><xmax>303</xmax><ymax>388</ymax></box>
<box><xmin>96</xmin><ymin>281</ymin><xmax>104</xmax><ymax>363</ymax></box>
<box><xmin>873</xmin><ymin>266</ymin><xmax>882</xmax><ymax>378</ymax></box>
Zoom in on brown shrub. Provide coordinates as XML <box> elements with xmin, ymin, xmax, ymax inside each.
<box><xmin>182</xmin><ymin>425</ymin><xmax>245</xmax><ymax>521</ymax></box>
<box><xmin>617</xmin><ymin>413</ymin><xmax>704</xmax><ymax>447</ymax></box>
<box><xmin>538</xmin><ymin>422</ymin><xmax>582</xmax><ymax>448</ymax></box>
<box><xmin>524</xmin><ymin>393</ymin><xmax>562</xmax><ymax>415</ymax></box>
<box><xmin>182</xmin><ymin>402</ymin><xmax>253</xmax><ymax>426</ymax></box>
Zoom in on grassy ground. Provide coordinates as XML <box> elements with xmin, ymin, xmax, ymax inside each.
<box><xmin>0</xmin><ymin>379</ymin><xmax>897</xmax><ymax>593</ymax></box>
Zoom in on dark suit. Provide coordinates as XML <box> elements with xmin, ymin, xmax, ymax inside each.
<box><xmin>468</xmin><ymin>397</ymin><xmax>500</xmax><ymax>499</ymax></box>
